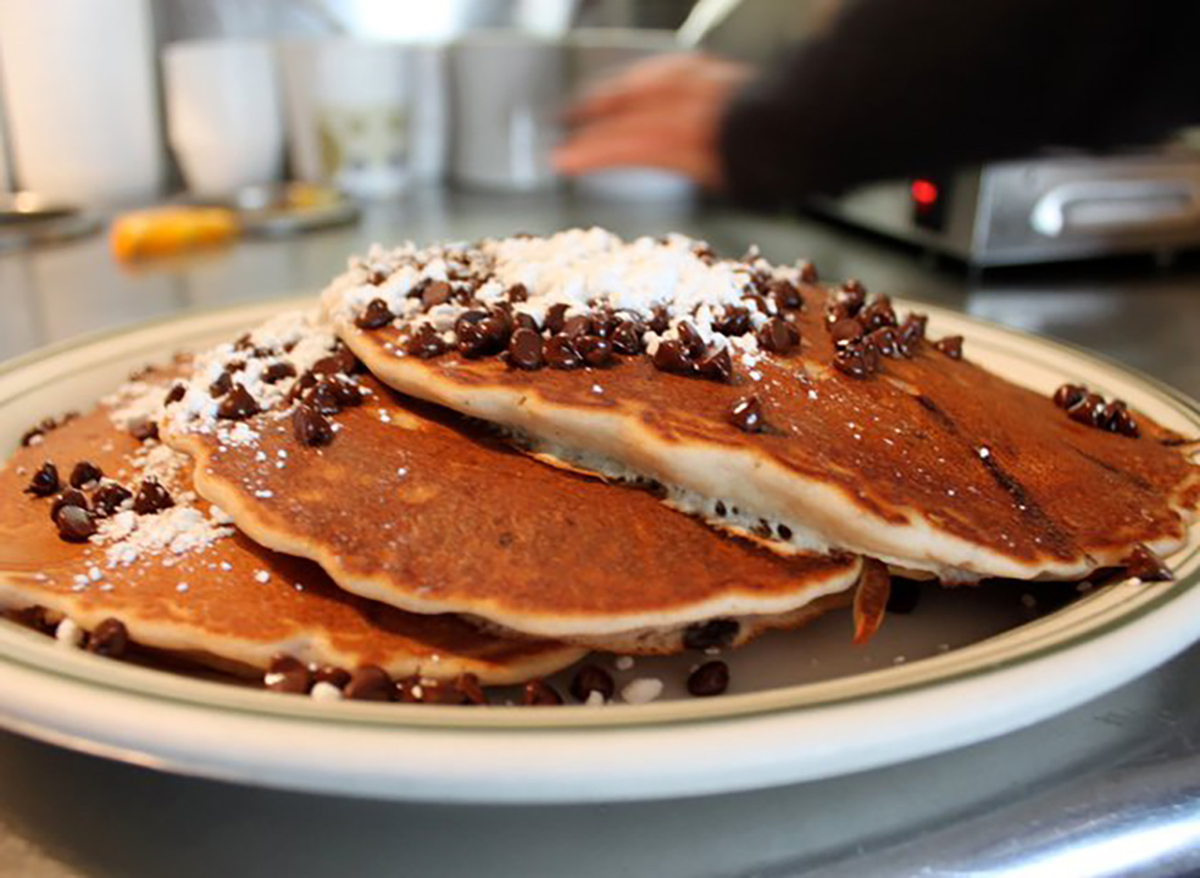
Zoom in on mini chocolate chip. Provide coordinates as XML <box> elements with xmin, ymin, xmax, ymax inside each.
<box><xmin>50</xmin><ymin>489</ymin><xmax>89</xmax><ymax>521</ymax></box>
<box><xmin>20</xmin><ymin>426</ymin><xmax>44</xmax><ymax>446</ymax></box>
<box><xmin>676</xmin><ymin>321</ymin><xmax>706</xmax><ymax>358</ymax></box>
<box><xmin>1124</xmin><ymin>544</ymin><xmax>1173</xmax><ymax>582</ymax></box>
<box><xmin>682</xmin><ymin>619</ymin><xmax>740</xmax><ymax>651</ymax></box>
<box><xmin>841</xmin><ymin>277</ymin><xmax>867</xmax><ymax>296</ymax></box>
<box><xmin>330</xmin><ymin>377</ymin><xmax>364</xmax><ymax>408</ymax></box>
<box><xmin>455</xmin><ymin>312</ymin><xmax>499</xmax><ymax>358</ymax></box>
<box><xmin>305</xmin><ymin>380</ymin><xmax>343</xmax><ymax>415</ymax></box>
<box><xmin>312</xmin><ymin>349</ymin><xmax>359</xmax><ymax>376</ymax></box>
<box><xmin>266</xmin><ymin>654</ymin><xmax>313</xmax><ymax>694</ymax></box>
<box><xmin>610</xmin><ymin>321</ymin><xmax>644</xmax><ymax>355</ymax></box>
<box><xmin>55</xmin><ymin>505</ymin><xmax>97</xmax><ymax>542</ymax></box>
<box><xmin>544</xmin><ymin>336</ymin><xmax>583</xmax><ymax>370</ymax></box>
<box><xmin>860</xmin><ymin>296</ymin><xmax>897</xmax><ymax>331</ymax></box>
<box><xmin>367</xmin><ymin>268</ymin><xmax>388</xmax><ymax>286</ymax></box>
<box><xmin>25</xmin><ymin>463</ymin><xmax>61</xmax><ymax>497</ymax></box>
<box><xmin>757</xmin><ymin>317</ymin><xmax>801</xmax><ymax>355</ymax></box>
<box><xmin>209</xmin><ymin>370</ymin><xmax>234</xmax><ymax>397</ymax></box>
<box><xmin>293</xmin><ymin>404</ymin><xmax>334</xmax><ymax>447</ymax></box>
<box><xmin>1053</xmin><ymin>384</ymin><xmax>1087</xmax><ymax>410</ymax></box>
<box><xmin>829</xmin><ymin>318</ymin><xmax>865</xmax><ymax>347</ymax></box>
<box><xmin>714</xmin><ymin>500</ymin><xmax>727</xmax><ymax>517</ymax></box>
<box><xmin>259</xmin><ymin>362</ymin><xmax>295</xmax><ymax>386</ymax></box>
<box><xmin>506</xmin><ymin>328</ymin><xmax>545</xmax><ymax>370</ymax></box>
<box><xmin>523</xmin><ymin>679</ymin><xmax>563</xmax><ymax>706</ymax></box>
<box><xmin>695</xmin><ymin>346</ymin><xmax>733</xmax><ymax>382</ymax></box>
<box><xmin>799</xmin><ymin>262</ymin><xmax>819</xmax><ymax>283</ymax></box>
<box><xmin>233</xmin><ymin>333</ymin><xmax>254</xmax><ymax>351</ymax></box>
<box><xmin>226</xmin><ymin>359</ymin><xmax>247</xmax><ymax>374</ymax></box>
<box><xmin>356</xmin><ymin>298</ymin><xmax>395</xmax><ymax>330</ymax></box>
<box><xmin>513</xmin><ymin>312</ymin><xmax>539</xmax><ymax>333</ymax></box>
<box><xmin>345</xmin><ymin>665</ymin><xmax>394</xmax><ymax>701</ymax></box>
<box><xmin>506</xmin><ymin>283</ymin><xmax>529</xmax><ymax>303</ymax></box>
<box><xmin>164</xmin><ymin>383</ymin><xmax>186</xmax><ymax>405</ymax></box>
<box><xmin>648</xmin><ymin>307</ymin><xmax>670</xmax><ymax>334</ymax></box>
<box><xmin>652</xmin><ymin>339</ymin><xmax>695</xmax><ymax>374</ymax></box>
<box><xmin>896</xmin><ymin>313</ymin><xmax>927</xmax><ymax>356</ymax></box>
<box><xmin>69</xmin><ymin>461</ymin><xmax>103</xmax><ymax>489</ymax></box>
<box><xmin>405</xmin><ymin>325</ymin><xmax>447</xmax><ymax>358</ymax></box>
<box><xmin>833</xmin><ymin>341</ymin><xmax>879</xmax><ymax>379</ymax></box>
<box><xmin>576</xmin><ymin>336</ymin><xmax>613</xmax><ymax>367</ymax></box>
<box><xmin>544</xmin><ymin>303</ymin><xmax>570</xmax><ymax>335</ymax></box>
<box><xmin>825</xmin><ymin>301</ymin><xmax>853</xmax><ymax>327</ymax></box>
<box><xmin>1068</xmin><ymin>393</ymin><xmax>1106</xmax><ymax>426</ymax></box>
<box><xmin>133</xmin><ymin>479</ymin><xmax>174</xmax><ymax>516</ymax></box>
<box><xmin>217</xmin><ymin>384</ymin><xmax>260</xmax><ymax>420</ymax></box>
<box><xmin>456</xmin><ymin>673</ymin><xmax>487</xmax><ymax>705</ymax></box>
<box><xmin>314</xmin><ymin>665</ymin><xmax>351</xmax><ymax>688</ymax></box>
<box><xmin>714</xmin><ymin>307</ymin><xmax>752</xmax><ymax>336</ymax></box>
<box><xmin>835</xmin><ymin>285</ymin><xmax>866</xmax><ymax>317</ymax></box>
<box><xmin>865</xmin><ymin>327</ymin><xmax>900</xmax><ymax>358</ymax></box>
<box><xmin>92</xmin><ymin>483</ymin><xmax>132</xmax><ymax>517</ymax></box>
<box><xmin>130</xmin><ymin>420</ymin><xmax>159</xmax><ymax>442</ymax></box>
<box><xmin>570</xmin><ymin>665</ymin><xmax>615</xmax><ymax>703</ymax></box>
<box><xmin>421</xmin><ymin>280</ymin><xmax>453</xmax><ymax>309</ymax></box>
<box><xmin>728</xmin><ymin>396</ymin><xmax>766</xmax><ymax>433</ymax></box>
<box><xmin>777</xmin><ymin>523</ymin><xmax>793</xmax><ymax>540</ymax></box>
<box><xmin>88</xmin><ymin>618</ymin><xmax>129</xmax><ymax>658</ymax></box>
<box><xmin>1111</xmin><ymin>406</ymin><xmax>1140</xmax><ymax>438</ymax></box>
<box><xmin>561</xmin><ymin>315</ymin><xmax>593</xmax><ymax>339</ymax></box>
<box><xmin>934</xmin><ymin>336</ymin><xmax>964</xmax><ymax>360</ymax></box>
<box><xmin>766</xmin><ymin>278</ymin><xmax>803</xmax><ymax>311</ymax></box>
<box><xmin>886</xmin><ymin>578</ymin><xmax>922</xmax><ymax>614</ymax></box>
<box><xmin>687</xmin><ymin>661</ymin><xmax>729</xmax><ymax>697</ymax></box>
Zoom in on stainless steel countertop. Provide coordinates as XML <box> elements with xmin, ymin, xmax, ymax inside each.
<box><xmin>1</xmin><ymin>189</ymin><xmax>1199</xmax><ymax>878</ymax></box>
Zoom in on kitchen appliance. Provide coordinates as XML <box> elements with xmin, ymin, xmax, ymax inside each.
<box><xmin>808</xmin><ymin>152</ymin><xmax>1200</xmax><ymax>267</ymax></box>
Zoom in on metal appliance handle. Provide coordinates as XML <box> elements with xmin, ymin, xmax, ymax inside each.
<box><xmin>1031</xmin><ymin>179</ymin><xmax>1200</xmax><ymax>237</ymax></box>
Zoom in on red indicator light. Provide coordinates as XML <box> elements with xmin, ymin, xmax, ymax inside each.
<box><xmin>910</xmin><ymin>179</ymin><xmax>939</xmax><ymax>206</ymax></box>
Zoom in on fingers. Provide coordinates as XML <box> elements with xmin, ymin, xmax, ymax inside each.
<box><xmin>567</xmin><ymin>52</ymin><xmax>712</xmax><ymax>123</ymax></box>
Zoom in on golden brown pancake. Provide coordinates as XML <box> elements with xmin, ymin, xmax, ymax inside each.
<box><xmin>159</xmin><ymin>312</ymin><xmax>862</xmax><ymax>650</ymax></box>
<box><xmin>0</xmin><ymin>384</ymin><xmax>586</xmax><ymax>685</ymax></box>
<box><xmin>322</xmin><ymin>230</ymin><xmax>1200</xmax><ymax>583</ymax></box>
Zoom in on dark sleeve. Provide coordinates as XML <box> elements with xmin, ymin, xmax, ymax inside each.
<box><xmin>719</xmin><ymin>0</ymin><xmax>1200</xmax><ymax>208</ymax></box>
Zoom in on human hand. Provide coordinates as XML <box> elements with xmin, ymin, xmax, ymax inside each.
<box><xmin>553</xmin><ymin>53</ymin><xmax>754</xmax><ymax>191</ymax></box>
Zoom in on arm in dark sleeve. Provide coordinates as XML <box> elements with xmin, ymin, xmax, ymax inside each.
<box><xmin>719</xmin><ymin>0</ymin><xmax>1200</xmax><ymax>207</ymax></box>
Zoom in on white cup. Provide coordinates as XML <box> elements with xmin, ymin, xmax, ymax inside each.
<box><xmin>164</xmin><ymin>39</ymin><xmax>284</xmax><ymax>197</ymax></box>
<box><xmin>450</xmin><ymin>30</ymin><xmax>565</xmax><ymax>192</ymax></box>
<box><xmin>567</xmin><ymin>28</ymin><xmax>696</xmax><ymax>203</ymax></box>
<box><xmin>281</xmin><ymin>39</ymin><xmax>414</xmax><ymax>199</ymax></box>
<box><xmin>0</xmin><ymin>0</ymin><xmax>164</xmax><ymax>206</ymax></box>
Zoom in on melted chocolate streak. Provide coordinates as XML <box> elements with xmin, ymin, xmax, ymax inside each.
<box><xmin>1070</xmin><ymin>445</ymin><xmax>1153</xmax><ymax>493</ymax></box>
<box><xmin>914</xmin><ymin>394</ymin><xmax>1080</xmax><ymax>559</ymax></box>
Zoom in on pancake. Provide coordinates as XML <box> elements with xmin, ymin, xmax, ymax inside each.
<box><xmin>159</xmin><ymin>311</ymin><xmax>862</xmax><ymax>650</ymax></box>
<box><xmin>0</xmin><ymin>378</ymin><xmax>586</xmax><ymax>686</ymax></box>
<box><xmin>321</xmin><ymin>229</ymin><xmax>1200</xmax><ymax>583</ymax></box>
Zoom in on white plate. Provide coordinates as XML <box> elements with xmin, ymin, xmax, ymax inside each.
<box><xmin>0</xmin><ymin>298</ymin><xmax>1197</xmax><ymax>803</ymax></box>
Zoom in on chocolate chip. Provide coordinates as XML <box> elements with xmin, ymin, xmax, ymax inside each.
<box><xmin>513</xmin><ymin>312</ymin><xmax>539</xmax><ymax>333</ymax></box>
<box><xmin>1053</xmin><ymin>384</ymin><xmax>1087</xmax><ymax>410</ymax></box>
<box><xmin>561</xmin><ymin>315</ymin><xmax>593</xmax><ymax>339</ymax></box>
<box><xmin>305</xmin><ymin>380</ymin><xmax>343</xmax><ymax>415</ymax></box>
<box><xmin>1124</xmin><ymin>544</ymin><xmax>1173</xmax><ymax>582</ymax></box>
<box><xmin>455</xmin><ymin>311</ymin><xmax>501</xmax><ymax>358</ymax></box>
<box><xmin>130</xmin><ymin>420</ymin><xmax>159</xmax><ymax>442</ymax></box>
<box><xmin>799</xmin><ymin>262</ymin><xmax>819</xmax><ymax>283</ymax></box>
<box><xmin>743</xmin><ymin>293</ymin><xmax>771</xmax><ymax>315</ymax></box>
<box><xmin>687</xmin><ymin>661</ymin><xmax>729</xmax><ymax>697</ymax></box>
<box><xmin>421</xmin><ymin>280</ymin><xmax>453</xmax><ymax>309</ymax></box>
<box><xmin>233</xmin><ymin>333</ymin><xmax>254</xmax><ymax>351</ymax></box>
<box><xmin>164</xmin><ymin>383</ymin><xmax>186</xmax><ymax>405</ymax></box>
<box><xmin>676</xmin><ymin>321</ymin><xmax>706</xmax><ymax>358</ymax></box>
<box><xmin>314</xmin><ymin>665</ymin><xmax>351</xmax><ymax>688</ymax></box>
<box><xmin>610</xmin><ymin>320</ymin><xmax>644</xmax><ymax>355</ymax></box>
<box><xmin>714</xmin><ymin>500</ymin><xmax>727</xmax><ymax>517</ymax></box>
<box><xmin>652</xmin><ymin>339</ymin><xmax>695</xmax><ymax>374</ymax></box>
<box><xmin>92</xmin><ymin>483</ymin><xmax>132</xmax><ymax>517</ymax></box>
<box><xmin>345</xmin><ymin>665</ymin><xmax>394</xmax><ymax>701</ymax></box>
<box><xmin>217</xmin><ymin>384</ymin><xmax>260</xmax><ymax>420</ymax></box>
<box><xmin>934</xmin><ymin>336</ymin><xmax>963</xmax><ymax>360</ymax></box>
<box><xmin>886</xmin><ymin>578</ymin><xmax>922</xmax><ymax>614</ymax></box>
<box><xmin>1068</xmin><ymin>393</ymin><xmax>1106</xmax><ymax>426</ymax></box>
<box><xmin>55</xmin><ymin>504</ymin><xmax>97</xmax><ymax>542</ymax></box>
<box><xmin>896</xmin><ymin>313</ymin><xmax>927</xmax><ymax>357</ymax></box>
<box><xmin>506</xmin><ymin>328</ymin><xmax>545</xmax><ymax>370</ymax></box>
<box><xmin>648</xmin><ymin>307</ymin><xmax>670</xmax><ymax>334</ymax></box>
<box><xmin>576</xmin><ymin>336</ymin><xmax>613</xmax><ymax>368</ymax></box>
<box><xmin>682</xmin><ymin>618</ymin><xmax>740</xmax><ymax>651</ymax></box>
<box><xmin>133</xmin><ymin>479</ymin><xmax>174</xmax><ymax>516</ymax></box>
<box><xmin>522</xmin><ymin>679</ymin><xmax>563</xmax><ymax>706</ymax></box>
<box><xmin>266</xmin><ymin>654</ymin><xmax>313</xmax><ymax>694</ymax></box>
<box><xmin>865</xmin><ymin>327</ymin><xmax>900</xmax><ymax>358</ymax></box>
<box><xmin>506</xmin><ymin>283</ymin><xmax>528</xmax><ymax>303</ymax></box>
<box><xmin>313</xmin><ymin>349</ymin><xmax>360</xmax><ymax>376</ymax></box>
<box><xmin>827</xmin><ymin>318</ymin><xmax>864</xmax><ymax>349</ymax></box>
<box><xmin>695</xmin><ymin>346</ymin><xmax>733</xmax><ymax>382</ymax></box>
<box><xmin>766</xmin><ymin>278</ymin><xmax>802</xmax><ymax>311</ymax></box>
<box><xmin>456</xmin><ymin>673</ymin><xmax>487</xmax><ymax>705</ymax></box>
<box><xmin>544</xmin><ymin>303</ymin><xmax>570</xmax><ymax>336</ymax></box>
<box><xmin>330</xmin><ymin>377</ymin><xmax>364</xmax><ymax>408</ymax></box>
<box><xmin>860</xmin><ymin>295</ymin><xmax>897</xmax><ymax>331</ymax></box>
<box><xmin>69</xmin><ymin>461</ymin><xmax>103</xmax><ymax>489</ymax></box>
<box><xmin>25</xmin><ymin>463</ymin><xmax>61</xmax><ymax>497</ymax></box>
<box><xmin>367</xmin><ymin>268</ymin><xmax>388</xmax><ymax>286</ymax></box>
<box><xmin>405</xmin><ymin>325</ymin><xmax>447</xmax><ymax>358</ymax></box>
<box><xmin>570</xmin><ymin>665</ymin><xmax>615</xmax><ymax>703</ymax></box>
<box><xmin>20</xmin><ymin>426</ymin><xmax>45</xmax><ymax>446</ymax></box>
<box><xmin>757</xmin><ymin>317</ymin><xmax>801</xmax><ymax>355</ymax></box>
<box><xmin>293</xmin><ymin>404</ymin><xmax>334</xmax><ymax>447</ymax></box>
<box><xmin>50</xmin><ymin>489</ymin><xmax>88</xmax><ymax>521</ymax></box>
<box><xmin>833</xmin><ymin>341</ymin><xmax>879</xmax><ymax>379</ymax></box>
<box><xmin>544</xmin><ymin>335</ymin><xmax>583</xmax><ymax>370</ymax></box>
<box><xmin>209</xmin><ymin>370</ymin><xmax>234</xmax><ymax>397</ymax></box>
<box><xmin>714</xmin><ymin>307</ymin><xmax>752</xmax><ymax>337</ymax></box>
<box><xmin>356</xmin><ymin>298</ymin><xmax>395</xmax><ymax>330</ymax></box>
<box><xmin>88</xmin><ymin>618</ymin><xmax>129</xmax><ymax>658</ymax></box>
<box><xmin>728</xmin><ymin>396</ymin><xmax>766</xmax><ymax>433</ymax></box>
<box><xmin>1110</xmin><ymin>405</ymin><xmax>1140</xmax><ymax>438</ymax></box>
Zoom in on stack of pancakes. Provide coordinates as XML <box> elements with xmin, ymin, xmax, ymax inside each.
<box><xmin>2</xmin><ymin>229</ymin><xmax>1197</xmax><ymax>705</ymax></box>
